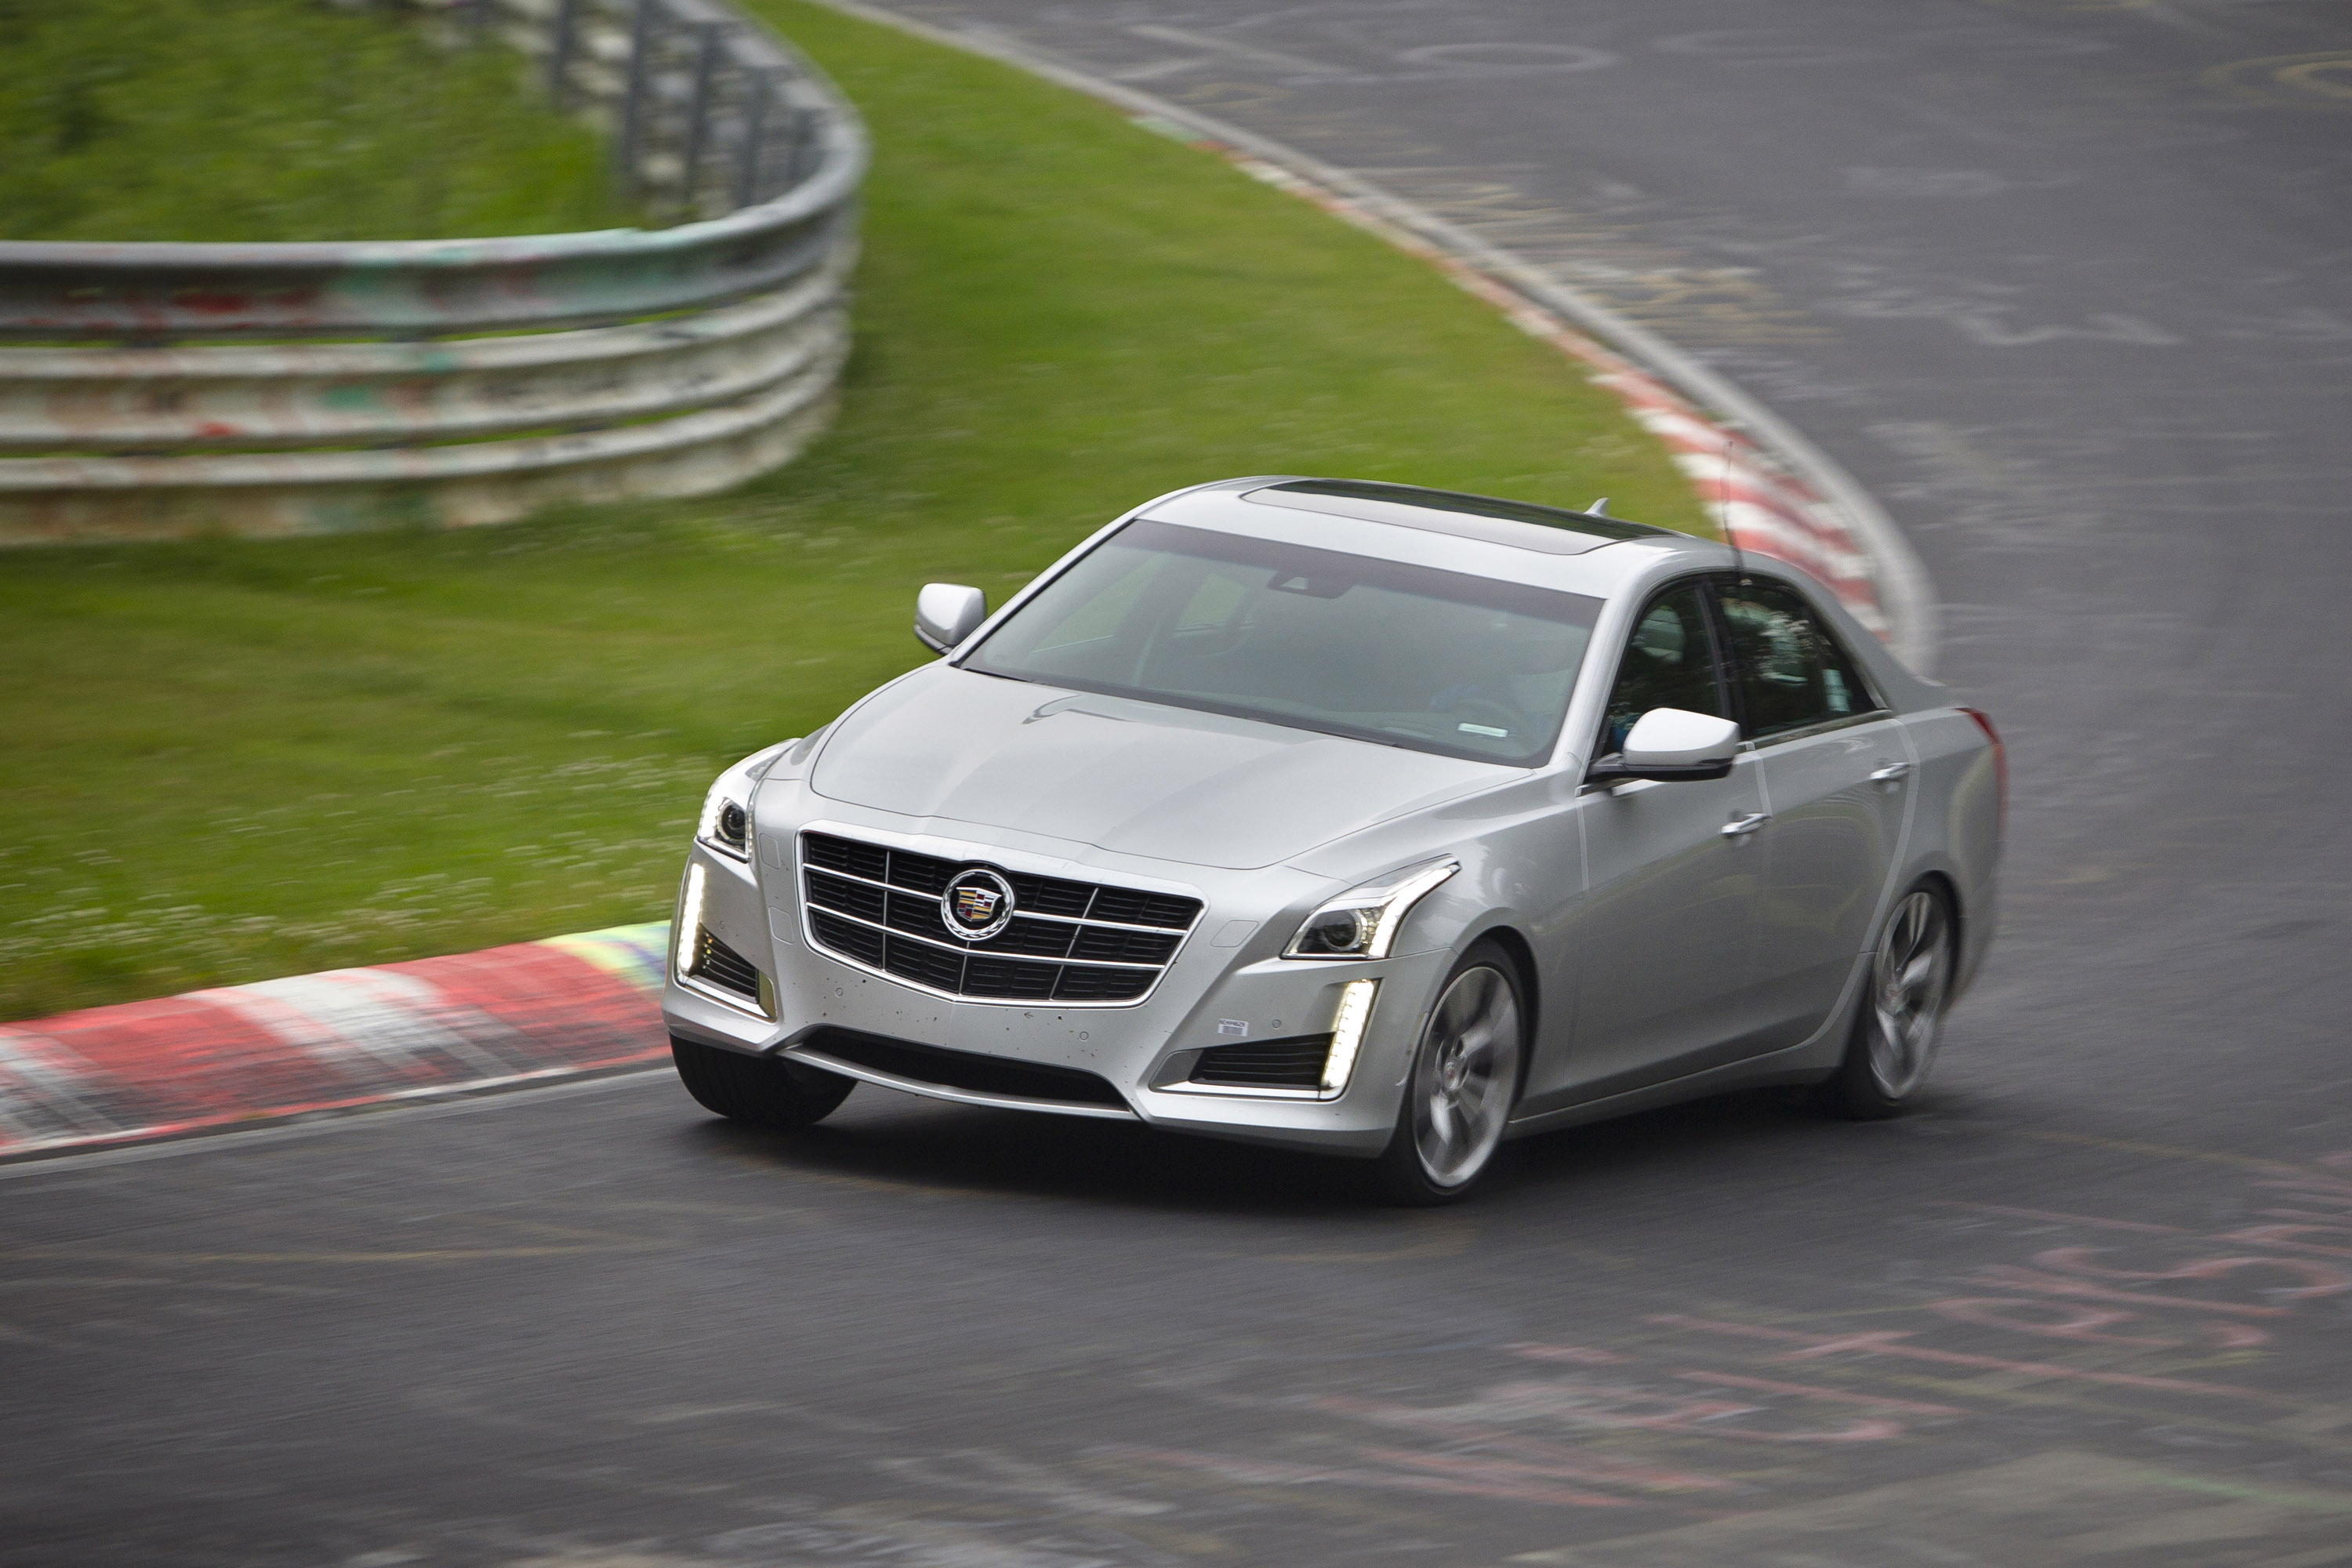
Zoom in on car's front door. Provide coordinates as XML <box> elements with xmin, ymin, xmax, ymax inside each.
<box><xmin>1719</xmin><ymin>579</ymin><xmax>1913</xmax><ymax>1054</ymax></box>
<box><xmin>1540</xmin><ymin>581</ymin><xmax>1771</xmax><ymax>1109</ymax></box>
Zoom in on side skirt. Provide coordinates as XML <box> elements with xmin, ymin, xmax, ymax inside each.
<box><xmin>1504</xmin><ymin>982</ymin><xmax>1859</xmax><ymax>1140</ymax></box>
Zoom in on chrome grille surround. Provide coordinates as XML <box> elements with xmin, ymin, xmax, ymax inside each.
<box><xmin>796</xmin><ymin>829</ymin><xmax>1203</xmax><ymax>1007</ymax></box>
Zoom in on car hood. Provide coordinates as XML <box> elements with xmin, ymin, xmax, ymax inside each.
<box><xmin>809</xmin><ymin>665</ymin><xmax>1505</xmax><ymax>870</ymax></box>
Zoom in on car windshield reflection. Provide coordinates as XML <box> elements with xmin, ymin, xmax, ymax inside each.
<box><xmin>964</xmin><ymin>519</ymin><xmax>1603</xmax><ymax>767</ymax></box>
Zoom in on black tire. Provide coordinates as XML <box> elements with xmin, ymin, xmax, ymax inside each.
<box><xmin>1367</xmin><ymin>938</ymin><xmax>1530</xmax><ymax>1207</ymax></box>
<box><xmin>1813</xmin><ymin>882</ymin><xmax>1957</xmax><ymax>1120</ymax></box>
<box><xmin>671</xmin><ymin>1034</ymin><xmax>854</xmax><ymax>1127</ymax></box>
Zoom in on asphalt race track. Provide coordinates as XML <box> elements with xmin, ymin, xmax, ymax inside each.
<box><xmin>7</xmin><ymin>3</ymin><xmax>2351</xmax><ymax>1562</ymax></box>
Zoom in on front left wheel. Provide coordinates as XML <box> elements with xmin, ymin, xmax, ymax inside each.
<box><xmin>671</xmin><ymin>1035</ymin><xmax>854</xmax><ymax>1127</ymax></box>
<box><xmin>1368</xmin><ymin>941</ymin><xmax>1527</xmax><ymax>1205</ymax></box>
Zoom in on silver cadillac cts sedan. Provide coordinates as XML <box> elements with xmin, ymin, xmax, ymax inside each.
<box><xmin>662</xmin><ymin>477</ymin><xmax>2002</xmax><ymax>1203</ymax></box>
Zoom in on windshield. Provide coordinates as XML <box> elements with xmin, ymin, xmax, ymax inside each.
<box><xmin>964</xmin><ymin>520</ymin><xmax>1602</xmax><ymax>766</ymax></box>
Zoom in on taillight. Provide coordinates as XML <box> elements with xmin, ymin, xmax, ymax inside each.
<box><xmin>1958</xmin><ymin>706</ymin><xmax>2005</xmax><ymax>837</ymax></box>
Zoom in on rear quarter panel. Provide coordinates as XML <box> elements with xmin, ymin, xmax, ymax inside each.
<box><xmin>1900</xmin><ymin>710</ymin><xmax>2002</xmax><ymax>996</ymax></box>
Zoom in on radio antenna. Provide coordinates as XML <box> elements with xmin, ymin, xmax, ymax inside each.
<box><xmin>1720</xmin><ymin>430</ymin><xmax>1748</xmax><ymax>584</ymax></box>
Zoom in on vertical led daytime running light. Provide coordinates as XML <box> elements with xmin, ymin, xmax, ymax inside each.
<box><xmin>675</xmin><ymin>862</ymin><xmax>706</xmax><ymax>980</ymax></box>
<box><xmin>1321</xmin><ymin>978</ymin><xmax>1379</xmax><ymax>1094</ymax></box>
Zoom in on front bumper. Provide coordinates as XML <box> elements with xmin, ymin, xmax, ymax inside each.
<box><xmin>659</xmin><ymin>823</ymin><xmax>1446</xmax><ymax>1157</ymax></box>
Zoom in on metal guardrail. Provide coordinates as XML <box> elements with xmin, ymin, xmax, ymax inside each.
<box><xmin>0</xmin><ymin>0</ymin><xmax>866</xmax><ymax>545</ymax></box>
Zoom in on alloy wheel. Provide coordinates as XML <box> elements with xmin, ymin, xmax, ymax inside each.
<box><xmin>1410</xmin><ymin>964</ymin><xmax>1523</xmax><ymax>1188</ymax></box>
<box><xmin>1867</xmin><ymin>891</ymin><xmax>1953</xmax><ymax>1100</ymax></box>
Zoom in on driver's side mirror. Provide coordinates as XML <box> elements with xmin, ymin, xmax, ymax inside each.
<box><xmin>915</xmin><ymin>583</ymin><xmax>988</xmax><ymax>653</ymax></box>
<box><xmin>1588</xmin><ymin>707</ymin><xmax>1741</xmax><ymax>784</ymax></box>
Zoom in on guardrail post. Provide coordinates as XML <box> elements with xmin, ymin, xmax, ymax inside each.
<box><xmin>734</xmin><ymin>71</ymin><xmax>773</xmax><ymax>211</ymax></box>
<box><xmin>681</xmin><ymin>21</ymin><xmax>723</xmax><ymax>220</ymax></box>
<box><xmin>786</xmin><ymin>103</ymin><xmax>818</xmax><ymax>187</ymax></box>
<box><xmin>547</xmin><ymin>0</ymin><xmax>580</xmax><ymax>105</ymax></box>
<box><xmin>617</xmin><ymin>0</ymin><xmax>658</xmax><ymax>194</ymax></box>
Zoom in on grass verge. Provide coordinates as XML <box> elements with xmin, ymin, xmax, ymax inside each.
<box><xmin>0</xmin><ymin>0</ymin><xmax>627</xmax><ymax>242</ymax></box>
<box><xmin>0</xmin><ymin>0</ymin><xmax>1707</xmax><ymax>1019</ymax></box>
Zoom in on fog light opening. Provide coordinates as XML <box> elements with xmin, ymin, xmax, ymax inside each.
<box><xmin>1321</xmin><ymin>978</ymin><xmax>1379</xmax><ymax>1094</ymax></box>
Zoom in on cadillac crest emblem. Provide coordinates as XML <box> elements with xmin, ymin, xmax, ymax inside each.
<box><xmin>942</xmin><ymin>867</ymin><xmax>1016</xmax><ymax>940</ymax></box>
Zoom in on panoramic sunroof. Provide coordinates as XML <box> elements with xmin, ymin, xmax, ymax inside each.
<box><xmin>1244</xmin><ymin>478</ymin><xmax>1674</xmax><ymax>555</ymax></box>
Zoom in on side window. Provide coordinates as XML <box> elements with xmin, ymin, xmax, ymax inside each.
<box><xmin>1718</xmin><ymin>580</ymin><xmax>1875</xmax><ymax>740</ymax></box>
<box><xmin>1599</xmin><ymin>583</ymin><xmax>1728</xmax><ymax>755</ymax></box>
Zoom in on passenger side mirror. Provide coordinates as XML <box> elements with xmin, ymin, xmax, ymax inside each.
<box><xmin>1588</xmin><ymin>707</ymin><xmax>1740</xmax><ymax>784</ymax></box>
<box><xmin>915</xmin><ymin>583</ymin><xmax>989</xmax><ymax>653</ymax></box>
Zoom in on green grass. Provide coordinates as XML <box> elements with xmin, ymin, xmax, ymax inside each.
<box><xmin>0</xmin><ymin>0</ymin><xmax>629</xmax><ymax>242</ymax></box>
<box><xmin>0</xmin><ymin>0</ymin><xmax>1708</xmax><ymax>1020</ymax></box>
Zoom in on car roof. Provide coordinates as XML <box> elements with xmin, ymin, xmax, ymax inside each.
<box><xmin>1138</xmin><ymin>476</ymin><xmax>1726</xmax><ymax>598</ymax></box>
<box><xmin>1233</xmin><ymin>477</ymin><xmax>1674</xmax><ymax>554</ymax></box>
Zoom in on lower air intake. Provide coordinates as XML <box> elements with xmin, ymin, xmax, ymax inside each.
<box><xmin>1189</xmin><ymin>1035</ymin><xmax>1334</xmax><ymax>1090</ymax></box>
<box><xmin>688</xmin><ymin>928</ymin><xmax>763</xmax><ymax>1004</ymax></box>
<box><xmin>800</xmin><ymin>1027</ymin><xmax>1130</xmax><ymax>1109</ymax></box>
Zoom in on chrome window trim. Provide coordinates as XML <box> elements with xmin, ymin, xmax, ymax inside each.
<box><xmin>1737</xmin><ymin>708</ymin><xmax>1898</xmax><ymax>752</ymax></box>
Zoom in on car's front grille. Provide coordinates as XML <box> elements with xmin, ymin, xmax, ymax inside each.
<box><xmin>799</xmin><ymin>830</ymin><xmax>1201</xmax><ymax>1005</ymax></box>
<box><xmin>1190</xmin><ymin>1036</ymin><xmax>1334</xmax><ymax>1089</ymax></box>
<box><xmin>798</xmin><ymin>1026</ymin><xmax>1129</xmax><ymax>1108</ymax></box>
<box><xmin>687</xmin><ymin>927</ymin><xmax>763</xmax><ymax>1004</ymax></box>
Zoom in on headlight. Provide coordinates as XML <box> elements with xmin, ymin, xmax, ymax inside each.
<box><xmin>697</xmin><ymin>782</ymin><xmax>751</xmax><ymax>858</ymax></box>
<box><xmin>695</xmin><ymin>742</ymin><xmax>795</xmax><ymax>862</ymax></box>
<box><xmin>1283</xmin><ymin>858</ymin><xmax>1459</xmax><ymax>960</ymax></box>
<box><xmin>696</xmin><ymin>776</ymin><xmax>753</xmax><ymax>859</ymax></box>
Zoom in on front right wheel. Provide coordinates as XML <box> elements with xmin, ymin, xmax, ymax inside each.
<box><xmin>671</xmin><ymin>1034</ymin><xmax>854</xmax><ymax>1127</ymax></box>
<box><xmin>1816</xmin><ymin>884</ymin><xmax>1955</xmax><ymax>1120</ymax></box>
<box><xmin>1369</xmin><ymin>941</ymin><xmax>1526</xmax><ymax>1205</ymax></box>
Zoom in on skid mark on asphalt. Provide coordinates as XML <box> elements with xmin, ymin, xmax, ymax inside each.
<box><xmin>1338</xmin><ymin>165</ymin><xmax>1827</xmax><ymax>346</ymax></box>
<box><xmin>2008</xmin><ymin>1127</ymin><xmax>2326</xmax><ymax>1174</ymax></box>
<box><xmin>3</xmin><ymin>1207</ymin><xmax>691</xmax><ymax>1268</ymax></box>
<box><xmin>1212</xmin><ymin>1210</ymin><xmax>1479</xmax><ymax>1263</ymax></box>
<box><xmin>1047</xmin><ymin>1149</ymin><xmax>2352</xmax><ymax>1530</ymax></box>
<box><xmin>880</xmin><ymin>1449</ymin><xmax>1177</xmax><ymax>1518</ymax></box>
<box><xmin>1502</xmin><ymin>1450</ymin><xmax>2352</xmax><ymax>1566</ymax></box>
<box><xmin>1653</xmin><ymin>1313</ymin><xmax>2285</xmax><ymax>1401</ymax></box>
<box><xmin>1820</xmin><ymin>270</ymin><xmax>2183</xmax><ymax>347</ymax></box>
<box><xmin>2203</xmin><ymin>52</ymin><xmax>2352</xmax><ymax>110</ymax></box>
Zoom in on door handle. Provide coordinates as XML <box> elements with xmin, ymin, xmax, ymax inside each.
<box><xmin>1868</xmin><ymin>761</ymin><xmax>1914</xmax><ymax>784</ymax></box>
<box><xmin>1721</xmin><ymin>812</ymin><xmax>1771</xmax><ymax>837</ymax></box>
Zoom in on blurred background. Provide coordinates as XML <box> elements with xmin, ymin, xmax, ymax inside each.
<box><xmin>5</xmin><ymin>2</ymin><xmax>2350</xmax><ymax>1564</ymax></box>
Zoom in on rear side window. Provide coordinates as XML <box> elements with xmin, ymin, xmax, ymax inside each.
<box><xmin>1599</xmin><ymin>583</ymin><xmax>1729</xmax><ymax>755</ymax></box>
<box><xmin>1718</xmin><ymin>580</ymin><xmax>1875</xmax><ymax>739</ymax></box>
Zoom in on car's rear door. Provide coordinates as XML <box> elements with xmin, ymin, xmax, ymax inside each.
<box><xmin>1718</xmin><ymin>577</ymin><xmax>1915</xmax><ymax>1056</ymax></box>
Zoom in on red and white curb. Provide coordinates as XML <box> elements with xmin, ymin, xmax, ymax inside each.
<box><xmin>0</xmin><ymin>923</ymin><xmax>670</xmax><ymax>1160</ymax></box>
